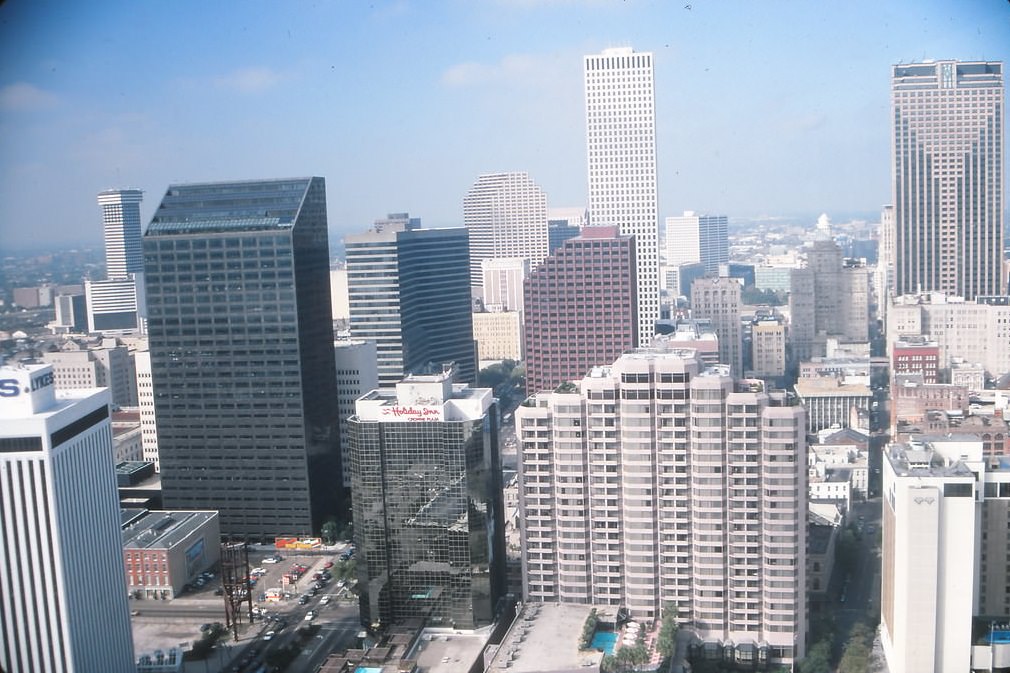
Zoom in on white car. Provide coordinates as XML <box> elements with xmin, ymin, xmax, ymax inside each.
<box><xmin>304</xmin><ymin>610</ymin><xmax>316</xmax><ymax>621</ymax></box>
<box><xmin>262</xmin><ymin>556</ymin><xmax>281</xmax><ymax>564</ymax></box>
<box><xmin>251</xmin><ymin>567</ymin><xmax>266</xmax><ymax>575</ymax></box>
<box><xmin>320</xmin><ymin>595</ymin><xmax>331</xmax><ymax>605</ymax></box>
<box><xmin>263</xmin><ymin>630</ymin><xmax>276</xmax><ymax>641</ymax></box>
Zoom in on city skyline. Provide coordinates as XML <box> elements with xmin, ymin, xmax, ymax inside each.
<box><xmin>1</xmin><ymin>1</ymin><xmax>1008</xmax><ymax>252</ymax></box>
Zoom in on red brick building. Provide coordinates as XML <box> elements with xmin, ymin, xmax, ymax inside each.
<box><xmin>892</xmin><ymin>338</ymin><xmax>940</xmax><ymax>383</ymax></box>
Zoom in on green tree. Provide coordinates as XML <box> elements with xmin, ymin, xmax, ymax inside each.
<box><xmin>655</xmin><ymin>602</ymin><xmax>679</xmax><ymax>659</ymax></box>
<box><xmin>837</xmin><ymin>622</ymin><xmax>873</xmax><ymax>673</ymax></box>
<box><xmin>321</xmin><ymin>519</ymin><xmax>338</xmax><ymax>545</ymax></box>
<box><xmin>798</xmin><ymin>640</ymin><xmax>831</xmax><ymax>673</ymax></box>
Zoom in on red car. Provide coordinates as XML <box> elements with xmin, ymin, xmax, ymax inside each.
<box><xmin>323</xmin><ymin>561</ymin><xmax>334</xmax><ymax>569</ymax></box>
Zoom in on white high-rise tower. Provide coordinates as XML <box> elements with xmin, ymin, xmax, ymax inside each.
<box><xmin>97</xmin><ymin>189</ymin><xmax>143</xmax><ymax>279</ymax></box>
<box><xmin>585</xmin><ymin>47</ymin><xmax>659</xmax><ymax>344</ymax></box>
<box><xmin>463</xmin><ymin>172</ymin><xmax>549</xmax><ymax>289</ymax></box>
<box><xmin>0</xmin><ymin>363</ymin><xmax>135</xmax><ymax>672</ymax></box>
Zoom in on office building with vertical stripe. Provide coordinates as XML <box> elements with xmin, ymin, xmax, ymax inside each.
<box><xmin>523</xmin><ymin>226</ymin><xmax>637</xmax><ymax>394</ymax></box>
<box><xmin>892</xmin><ymin>60</ymin><xmax>1004</xmax><ymax>300</ymax></box>
<box><xmin>98</xmin><ymin>189</ymin><xmax>144</xmax><ymax>279</ymax></box>
<box><xmin>0</xmin><ymin>363</ymin><xmax>134</xmax><ymax>673</ymax></box>
<box><xmin>346</xmin><ymin>219</ymin><xmax>476</xmax><ymax>387</ymax></box>
<box><xmin>585</xmin><ymin>47</ymin><xmax>659</xmax><ymax>345</ymax></box>
<box><xmin>143</xmin><ymin>178</ymin><xmax>340</xmax><ymax>539</ymax></box>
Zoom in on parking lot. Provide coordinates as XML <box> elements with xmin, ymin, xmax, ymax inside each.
<box><xmin>131</xmin><ymin>542</ymin><xmax>357</xmax><ymax>670</ymax></box>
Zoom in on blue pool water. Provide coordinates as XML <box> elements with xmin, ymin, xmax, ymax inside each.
<box><xmin>988</xmin><ymin>630</ymin><xmax>1010</xmax><ymax>644</ymax></box>
<box><xmin>591</xmin><ymin>631</ymin><xmax>618</xmax><ymax>654</ymax></box>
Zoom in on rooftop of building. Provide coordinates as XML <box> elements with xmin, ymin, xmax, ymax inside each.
<box><xmin>147</xmin><ymin>178</ymin><xmax>317</xmax><ymax>236</ymax></box>
<box><xmin>121</xmin><ymin>509</ymin><xmax>217</xmax><ymax>550</ymax></box>
<box><xmin>818</xmin><ymin>426</ymin><xmax>870</xmax><ymax>446</ymax></box>
<box><xmin>486</xmin><ymin>603</ymin><xmax>609</xmax><ymax>673</ymax></box>
<box><xmin>893</xmin><ymin>336</ymin><xmax>939</xmax><ymax>349</ymax></box>
<box><xmin>406</xmin><ymin>628</ymin><xmax>492</xmax><ymax>673</ymax></box>
<box><xmin>794</xmin><ymin>377</ymin><xmax>872</xmax><ymax>396</ymax></box>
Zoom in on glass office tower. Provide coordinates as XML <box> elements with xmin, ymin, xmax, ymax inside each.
<box><xmin>349</xmin><ymin>369</ymin><xmax>506</xmax><ymax>629</ymax></box>
<box><xmin>143</xmin><ymin>178</ymin><xmax>340</xmax><ymax>539</ymax></box>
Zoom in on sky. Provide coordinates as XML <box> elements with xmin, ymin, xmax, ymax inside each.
<box><xmin>0</xmin><ymin>0</ymin><xmax>1008</xmax><ymax>253</ymax></box>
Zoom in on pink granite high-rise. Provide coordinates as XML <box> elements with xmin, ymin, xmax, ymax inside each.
<box><xmin>523</xmin><ymin>226</ymin><xmax>637</xmax><ymax>394</ymax></box>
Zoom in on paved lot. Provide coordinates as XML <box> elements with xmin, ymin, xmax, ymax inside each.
<box><xmin>131</xmin><ymin>543</ymin><xmax>357</xmax><ymax>671</ymax></box>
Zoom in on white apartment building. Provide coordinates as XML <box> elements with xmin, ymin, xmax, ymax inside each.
<box><xmin>585</xmin><ymin>47</ymin><xmax>659</xmax><ymax>346</ymax></box>
<box><xmin>0</xmin><ymin>363</ymin><xmax>135</xmax><ymax>672</ymax></box>
<box><xmin>882</xmin><ymin>435</ymin><xmax>1010</xmax><ymax>673</ymax></box>
<box><xmin>464</xmin><ymin>172</ymin><xmax>548</xmax><ymax>289</ymax></box>
<box><xmin>481</xmin><ymin>257</ymin><xmax>529</xmax><ymax>314</ymax></box>
<box><xmin>334</xmin><ymin>339</ymin><xmax>379</xmax><ymax>488</ymax></box>
<box><xmin>516</xmin><ymin>347</ymin><xmax>806</xmax><ymax>666</ymax></box>
<box><xmin>886</xmin><ymin>293</ymin><xmax>1010</xmax><ymax>377</ymax></box>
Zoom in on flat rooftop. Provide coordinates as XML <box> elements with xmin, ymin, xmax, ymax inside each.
<box><xmin>408</xmin><ymin>628</ymin><xmax>491</xmax><ymax>673</ymax></box>
<box><xmin>122</xmin><ymin>509</ymin><xmax>217</xmax><ymax>550</ymax></box>
<box><xmin>486</xmin><ymin>603</ymin><xmax>608</xmax><ymax>673</ymax></box>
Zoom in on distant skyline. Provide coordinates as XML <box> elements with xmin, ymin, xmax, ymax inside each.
<box><xmin>1</xmin><ymin>0</ymin><xmax>1008</xmax><ymax>252</ymax></box>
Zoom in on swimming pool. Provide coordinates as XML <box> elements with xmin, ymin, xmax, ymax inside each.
<box><xmin>591</xmin><ymin>630</ymin><xmax>618</xmax><ymax>655</ymax></box>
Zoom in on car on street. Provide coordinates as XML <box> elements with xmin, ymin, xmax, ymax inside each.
<box><xmin>320</xmin><ymin>595</ymin><xmax>331</xmax><ymax>605</ymax></box>
<box><xmin>304</xmin><ymin>610</ymin><xmax>316</xmax><ymax>621</ymax></box>
<box><xmin>263</xmin><ymin>556</ymin><xmax>282</xmax><ymax>564</ymax></box>
<box><xmin>263</xmin><ymin>630</ymin><xmax>276</xmax><ymax>641</ymax></box>
<box><xmin>323</xmin><ymin>561</ymin><xmax>334</xmax><ymax>569</ymax></box>
<box><xmin>298</xmin><ymin>595</ymin><xmax>309</xmax><ymax>605</ymax></box>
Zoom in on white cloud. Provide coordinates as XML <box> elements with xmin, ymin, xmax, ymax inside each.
<box><xmin>0</xmin><ymin>82</ymin><xmax>60</xmax><ymax>111</ymax></box>
<box><xmin>215</xmin><ymin>67</ymin><xmax>283</xmax><ymax>94</ymax></box>
<box><xmin>440</xmin><ymin>52</ymin><xmax>560</xmax><ymax>88</ymax></box>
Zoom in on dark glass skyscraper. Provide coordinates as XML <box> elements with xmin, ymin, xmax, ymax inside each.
<box><xmin>346</xmin><ymin>222</ymin><xmax>477</xmax><ymax>386</ymax></box>
<box><xmin>349</xmin><ymin>369</ymin><xmax>506</xmax><ymax>630</ymax></box>
<box><xmin>143</xmin><ymin>178</ymin><xmax>340</xmax><ymax>539</ymax></box>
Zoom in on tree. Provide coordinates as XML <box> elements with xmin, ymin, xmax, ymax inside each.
<box><xmin>321</xmin><ymin>519</ymin><xmax>338</xmax><ymax>545</ymax></box>
<box><xmin>797</xmin><ymin>640</ymin><xmax>831</xmax><ymax>673</ymax></box>
<box><xmin>655</xmin><ymin>602</ymin><xmax>679</xmax><ymax>660</ymax></box>
<box><xmin>837</xmin><ymin>622</ymin><xmax>873</xmax><ymax>673</ymax></box>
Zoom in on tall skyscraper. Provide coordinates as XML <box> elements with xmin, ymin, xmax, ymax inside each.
<box><xmin>665</xmin><ymin>211</ymin><xmax>729</xmax><ymax>274</ymax></box>
<box><xmin>86</xmin><ymin>189</ymin><xmax>145</xmax><ymax>334</ymax></box>
<box><xmin>349</xmin><ymin>368</ymin><xmax>506</xmax><ymax>629</ymax></box>
<box><xmin>143</xmin><ymin>178</ymin><xmax>340</xmax><ymax>539</ymax></box>
<box><xmin>98</xmin><ymin>189</ymin><xmax>144</xmax><ymax>278</ymax></box>
<box><xmin>346</xmin><ymin>218</ymin><xmax>476</xmax><ymax>387</ymax></box>
<box><xmin>517</xmin><ymin>345</ymin><xmax>806</xmax><ymax>665</ymax></box>
<box><xmin>892</xmin><ymin>60</ymin><xmax>1005</xmax><ymax>300</ymax></box>
<box><xmin>0</xmin><ymin>363</ymin><xmax>135</xmax><ymax>672</ymax></box>
<box><xmin>585</xmin><ymin>47</ymin><xmax>659</xmax><ymax>345</ymax></box>
<box><xmin>523</xmin><ymin>226</ymin><xmax>637</xmax><ymax>394</ymax></box>
<box><xmin>463</xmin><ymin>172</ymin><xmax>549</xmax><ymax>288</ymax></box>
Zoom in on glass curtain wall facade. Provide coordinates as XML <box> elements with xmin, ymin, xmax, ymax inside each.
<box><xmin>349</xmin><ymin>382</ymin><xmax>505</xmax><ymax>629</ymax></box>
<box><xmin>143</xmin><ymin>178</ymin><xmax>340</xmax><ymax>539</ymax></box>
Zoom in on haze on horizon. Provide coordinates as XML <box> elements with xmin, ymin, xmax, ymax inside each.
<box><xmin>0</xmin><ymin>0</ymin><xmax>1007</xmax><ymax>253</ymax></box>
